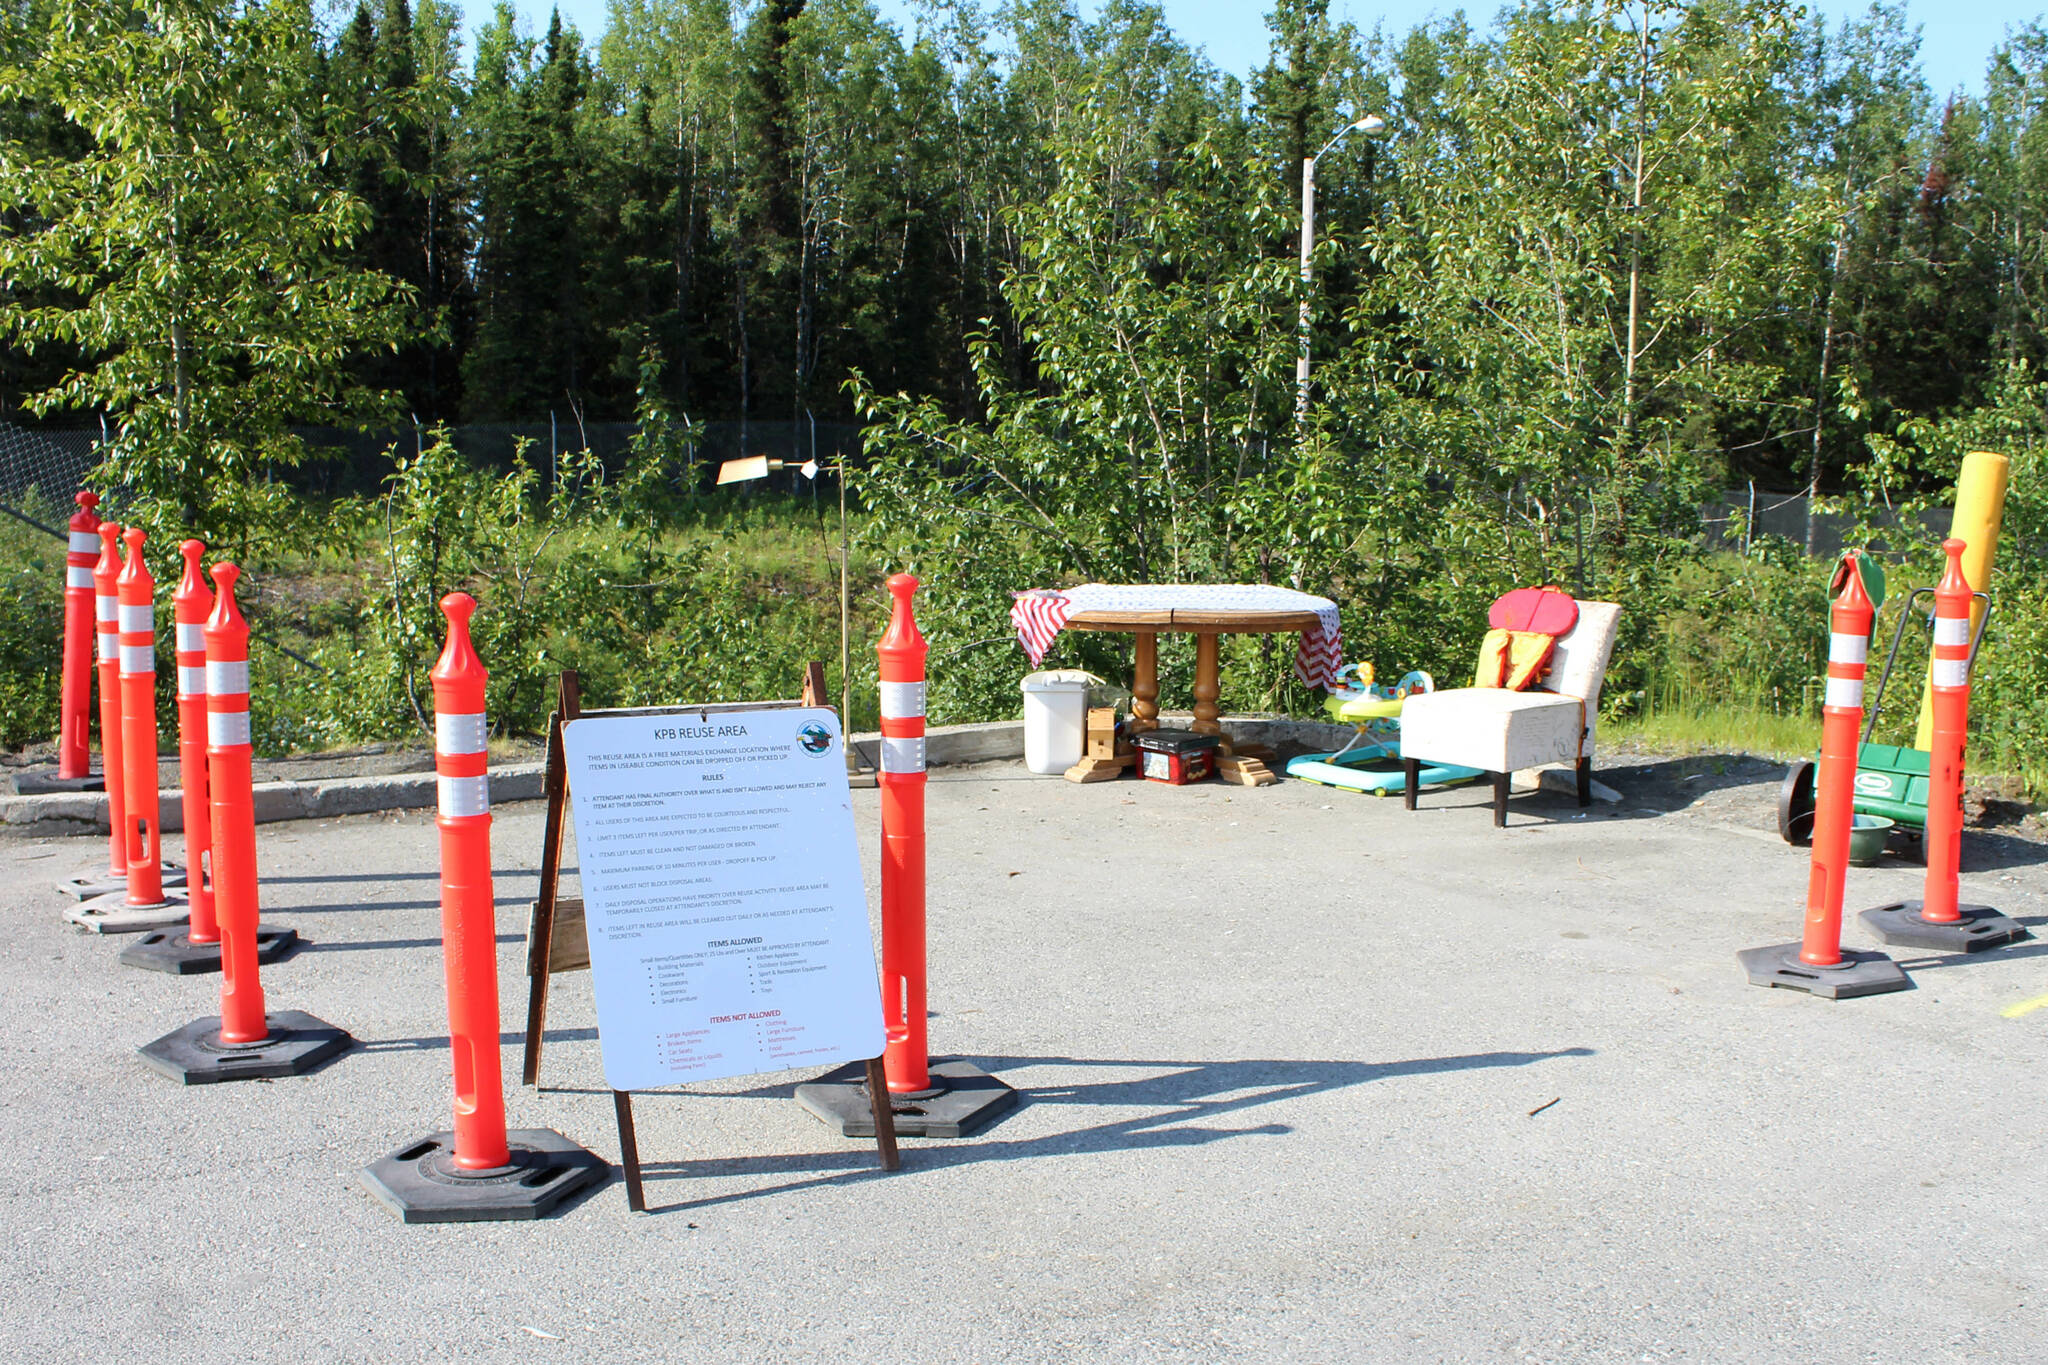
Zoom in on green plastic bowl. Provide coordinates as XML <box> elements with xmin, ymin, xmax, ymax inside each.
<box><xmin>1848</xmin><ymin>814</ymin><xmax>1895</xmax><ymax>866</ymax></box>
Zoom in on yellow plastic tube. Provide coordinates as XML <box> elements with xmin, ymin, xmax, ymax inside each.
<box><xmin>1912</xmin><ymin>450</ymin><xmax>2009</xmax><ymax>750</ymax></box>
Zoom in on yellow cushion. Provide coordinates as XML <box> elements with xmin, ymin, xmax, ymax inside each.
<box><xmin>1474</xmin><ymin>629</ymin><xmax>1557</xmax><ymax>691</ymax></box>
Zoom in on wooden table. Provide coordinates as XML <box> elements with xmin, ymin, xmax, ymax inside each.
<box><xmin>1063</xmin><ymin>605</ymin><xmax>1323</xmax><ymax>783</ymax></box>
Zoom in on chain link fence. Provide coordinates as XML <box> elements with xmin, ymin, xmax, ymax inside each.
<box><xmin>4</xmin><ymin>416</ymin><xmax>1952</xmax><ymax>559</ymax></box>
<box><xmin>292</xmin><ymin>417</ymin><xmax>863</xmax><ymax>499</ymax></box>
<box><xmin>0</xmin><ymin>421</ymin><xmax>102</xmax><ymax>532</ymax></box>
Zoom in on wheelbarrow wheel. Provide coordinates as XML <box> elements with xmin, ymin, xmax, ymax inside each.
<box><xmin>1777</xmin><ymin>760</ymin><xmax>1816</xmax><ymax>845</ymax></box>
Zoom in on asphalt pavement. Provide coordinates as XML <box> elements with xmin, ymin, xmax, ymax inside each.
<box><xmin>1</xmin><ymin>754</ymin><xmax>2043</xmax><ymax>1363</ymax></box>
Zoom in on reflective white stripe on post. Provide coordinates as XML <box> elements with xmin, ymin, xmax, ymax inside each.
<box><xmin>176</xmin><ymin>623</ymin><xmax>204</xmax><ymax>654</ymax></box>
<box><xmin>67</xmin><ymin>566</ymin><xmax>93</xmax><ymax>589</ymax></box>
<box><xmin>96</xmin><ymin>597</ymin><xmax>116</xmax><ymax>623</ymax></box>
<box><xmin>1934</xmin><ymin>617</ymin><xmax>1970</xmax><ymax>648</ymax></box>
<box><xmin>1827</xmin><ymin>632</ymin><xmax>1868</xmax><ymax>664</ymax></box>
<box><xmin>1824</xmin><ymin>676</ymin><xmax>1864</xmax><ymax>710</ymax></box>
<box><xmin>436</xmin><ymin>712</ymin><xmax>488</xmax><ymax>755</ymax></box>
<box><xmin>178</xmin><ymin>665</ymin><xmax>206</xmax><ymax>696</ymax></box>
<box><xmin>119</xmin><ymin>644</ymin><xmax>154</xmax><ymax>674</ymax></box>
<box><xmin>879</xmin><ymin>680</ymin><xmax>926</xmax><ymax>719</ymax></box>
<box><xmin>97</xmin><ymin>631</ymin><xmax>117</xmax><ymax>661</ymax></box>
<box><xmin>206</xmin><ymin>659</ymin><xmax>249</xmax><ymax>696</ymax></box>
<box><xmin>69</xmin><ymin>532</ymin><xmax>99</xmax><ymax>555</ymax></box>
<box><xmin>438</xmin><ymin>775</ymin><xmax>489</xmax><ymax>818</ymax></box>
<box><xmin>208</xmin><ymin>711</ymin><xmax>251</xmax><ymax>747</ymax></box>
<box><xmin>1932</xmin><ymin>659</ymin><xmax>1969</xmax><ymax>689</ymax></box>
<box><xmin>118</xmin><ymin>603</ymin><xmax>152</xmax><ymax>633</ymax></box>
<box><xmin>881</xmin><ymin>735</ymin><xmax>926</xmax><ymax>774</ymax></box>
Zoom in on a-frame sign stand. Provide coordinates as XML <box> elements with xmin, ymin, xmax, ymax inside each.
<box><xmin>521</xmin><ymin>665</ymin><xmax>898</xmax><ymax>1212</ymax></box>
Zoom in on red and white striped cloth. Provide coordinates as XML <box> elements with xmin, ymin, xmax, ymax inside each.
<box><xmin>1010</xmin><ymin>584</ymin><xmax>1345</xmax><ymax>690</ymax></box>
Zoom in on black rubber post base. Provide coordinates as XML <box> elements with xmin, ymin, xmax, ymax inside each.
<box><xmin>1858</xmin><ymin>901</ymin><xmax>2030</xmax><ymax>954</ymax></box>
<box><xmin>361</xmin><ymin>1129</ymin><xmax>609</xmax><ymax>1224</ymax></box>
<box><xmin>1737</xmin><ymin>942</ymin><xmax>1910</xmax><ymax>999</ymax></box>
<box><xmin>796</xmin><ymin>1057</ymin><xmax>1019</xmax><ymax>1138</ymax></box>
<box><xmin>137</xmin><ymin>1011</ymin><xmax>352</xmax><ymax>1084</ymax></box>
<box><xmin>15</xmin><ymin>770</ymin><xmax>104</xmax><ymax>794</ymax></box>
<box><xmin>119</xmin><ymin>924</ymin><xmax>298</xmax><ymax>975</ymax></box>
<box><xmin>55</xmin><ymin>863</ymin><xmax>186</xmax><ymax>901</ymax></box>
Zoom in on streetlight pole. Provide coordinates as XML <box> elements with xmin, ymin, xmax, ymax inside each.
<box><xmin>1295</xmin><ymin>114</ymin><xmax>1386</xmax><ymax>428</ymax></box>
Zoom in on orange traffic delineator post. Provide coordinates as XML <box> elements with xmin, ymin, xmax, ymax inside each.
<box><xmin>139</xmin><ymin>561</ymin><xmax>350</xmax><ymax>1084</ymax></box>
<box><xmin>1740</xmin><ymin>552</ymin><xmax>1909</xmax><ymax>999</ymax></box>
<box><xmin>1860</xmin><ymin>539</ymin><xmax>2028</xmax><ymax>954</ymax></box>
<box><xmin>95</xmin><ymin>521</ymin><xmax>126</xmax><ymax>878</ymax></box>
<box><xmin>54</xmin><ymin>491</ymin><xmax>101</xmax><ymax>784</ymax></box>
<box><xmin>798</xmin><ymin>573</ymin><xmax>1018</xmax><ymax>1138</ymax></box>
<box><xmin>71</xmin><ymin>530</ymin><xmax>189</xmax><ymax>931</ymax></box>
<box><xmin>55</xmin><ymin>519</ymin><xmax>184</xmax><ymax>898</ymax></box>
<box><xmin>122</xmin><ymin>540</ymin><xmax>298</xmax><ymax>973</ymax></box>
<box><xmin>54</xmin><ymin>521</ymin><xmax>130</xmax><ymax>898</ymax></box>
<box><xmin>363</xmin><ymin>593</ymin><xmax>604</xmax><ymax>1223</ymax></box>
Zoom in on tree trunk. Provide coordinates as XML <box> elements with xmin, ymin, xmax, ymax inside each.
<box><xmin>1807</xmin><ymin>194</ymin><xmax>1849</xmax><ymax>557</ymax></box>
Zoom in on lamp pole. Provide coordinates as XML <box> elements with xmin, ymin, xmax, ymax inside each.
<box><xmin>1295</xmin><ymin>114</ymin><xmax>1386</xmax><ymax>428</ymax></box>
<box><xmin>716</xmin><ymin>452</ymin><xmax>867</xmax><ymax>784</ymax></box>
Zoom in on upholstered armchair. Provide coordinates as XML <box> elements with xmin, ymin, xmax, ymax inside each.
<box><xmin>1398</xmin><ymin>601</ymin><xmax>1622</xmax><ymax>826</ymax></box>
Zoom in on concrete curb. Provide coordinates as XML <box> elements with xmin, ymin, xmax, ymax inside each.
<box><xmin>1</xmin><ymin>716</ymin><xmax>1622</xmax><ymax>837</ymax></box>
<box><xmin>0</xmin><ymin>764</ymin><xmax>549</xmax><ymax>838</ymax></box>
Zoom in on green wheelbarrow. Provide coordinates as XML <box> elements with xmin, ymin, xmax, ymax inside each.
<box><xmin>1778</xmin><ymin>582</ymin><xmax>1993</xmax><ymax>860</ymax></box>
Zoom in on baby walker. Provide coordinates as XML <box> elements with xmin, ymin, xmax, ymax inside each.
<box><xmin>1284</xmin><ymin>663</ymin><xmax>1483</xmax><ymax>795</ymax></box>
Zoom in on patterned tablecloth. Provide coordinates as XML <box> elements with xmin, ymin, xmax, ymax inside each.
<box><xmin>1010</xmin><ymin>583</ymin><xmax>1344</xmax><ymax>690</ymax></box>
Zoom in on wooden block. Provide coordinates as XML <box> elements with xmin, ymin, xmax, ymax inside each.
<box><xmin>1086</xmin><ymin>707</ymin><xmax>1118</xmax><ymax>759</ymax></box>
<box><xmin>1063</xmin><ymin>754</ymin><xmax>1133</xmax><ymax>783</ymax></box>
<box><xmin>1230</xmin><ymin>742</ymin><xmax>1278</xmax><ymax>763</ymax></box>
<box><xmin>527</xmin><ymin>896</ymin><xmax>591</xmax><ymax>975</ymax></box>
<box><xmin>1216</xmin><ymin>756</ymin><xmax>1279</xmax><ymax>787</ymax></box>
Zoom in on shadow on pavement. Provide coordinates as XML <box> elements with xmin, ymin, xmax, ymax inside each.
<box><xmin>270</xmin><ymin>894</ymin><xmax>534</xmax><ymax>915</ymax></box>
<box><xmin>1892</xmin><ymin>937</ymin><xmax>2048</xmax><ymax>973</ymax></box>
<box><xmin>299</xmin><ymin>932</ymin><xmax>523</xmax><ymax>954</ymax></box>
<box><xmin>1596</xmin><ymin>752</ymin><xmax>1782</xmax><ymax>813</ymax></box>
<box><xmin>358</xmin><ymin>1025</ymin><xmax>599</xmax><ymax>1052</ymax></box>
<box><xmin>1956</xmin><ymin>830</ymin><xmax>2048</xmax><ymax>872</ymax></box>
<box><xmin>264</xmin><ymin>868</ymin><xmax>541</xmax><ymax>886</ymax></box>
<box><xmin>628</xmin><ymin>1047</ymin><xmax>1594</xmax><ymax>1214</ymax></box>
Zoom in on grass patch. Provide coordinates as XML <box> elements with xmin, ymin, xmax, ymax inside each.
<box><xmin>1610</xmin><ymin>699</ymin><xmax>1818</xmax><ymax>761</ymax></box>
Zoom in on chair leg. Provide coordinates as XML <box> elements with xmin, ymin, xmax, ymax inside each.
<box><xmin>1576</xmin><ymin>756</ymin><xmax>1592</xmax><ymax>807</ymax></box>
<box><xmin>1492</xmin><ymin>771</ymin><xmax>1509</xmax><ymax>827</ymax></box>
<box><xmin>1403</xmin><ymin>758</ymin><xmax>1420</xmax><ymax>811</ymax></box>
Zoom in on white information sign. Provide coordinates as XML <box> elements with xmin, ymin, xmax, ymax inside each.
<box><xmin>561</xmin><ymin>707</ymin><xmax>885</xmax><ymax>1092</ymax></box>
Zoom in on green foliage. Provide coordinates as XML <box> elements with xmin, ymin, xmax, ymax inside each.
<box><xmin>4</xmin><ymin>0</ymin><xmax>2048</xmax><ymax>806</ymax></box>
<box><xmin>231</xmin><ymin>430</ymin><xmax>869</xmax><ymax>746</ymax></box>
<box><xmin>0</xmin><ymin>0</ymin><xmax>417</xmax><ymax>544</ymax></box>
<box><xmin>0</xmin><ymin>513</ymin><xmax>61</xmax><ymax>749</ymax></box>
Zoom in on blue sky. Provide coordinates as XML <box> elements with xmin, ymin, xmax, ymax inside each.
<box><xmin>449</xmin><ymin>1</ymin><xmax>2042</xmax><ymax>98</ymax></box>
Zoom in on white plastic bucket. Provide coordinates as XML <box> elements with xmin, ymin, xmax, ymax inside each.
<box><xmin>1020</xmin><ymin>670</ymin><xmax>1095</xmax><ymax>774</ymax></box>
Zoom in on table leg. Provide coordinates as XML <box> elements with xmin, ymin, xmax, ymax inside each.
<box><xmin>1131</xmin><ymin>632</ymin><xmax>1159</xmax><ymax>734</ymax></box>
<box><xmin>1192</xmin><ymin>633</ymin><xmax>1221</xmax><ymax>737</ymax></box>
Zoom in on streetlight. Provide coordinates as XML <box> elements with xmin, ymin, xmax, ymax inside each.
<box><xmin>1295</xmin><ymin>114</ymin><xmax>1387</xmax><ymax>427</ymax></box>
<box><xmin>716</xmin><ymin>452</ymin><xmax>873</xmax><ymax>786</ymax></box>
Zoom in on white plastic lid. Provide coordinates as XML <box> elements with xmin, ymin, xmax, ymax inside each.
<box><xmin>1020</xmin><ymin>669</ymin><xmax>1099</xmax><ymax>693</ymax></box>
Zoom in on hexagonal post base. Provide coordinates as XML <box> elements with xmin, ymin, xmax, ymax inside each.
<box><xmin>1737</xmin><ymin>942</ymin><xmax>1910</xmax><ymax>999</ymax></box>
<box><xmin>1858</xmin><ymin>901</ymin><xmax>2029</xmax><ymax>954</ymax></box>
<box><xmin>796</xmin><ymin>1057</ymin><xmax>1019</xmax><ymax>1138</ymax></box>
<box><xmin>67</xmin><ymin>890</ymin><xmax>188</xmax><ymax>934</ymax></box>
<box><xmin>361</xmin><ymin>1129</ymin><xmax>608</xmax><ymax>1224</ymax></box>
<box><xmin>54</xmin><ymin>864</ymin><xmax>185</xmax><ymax>901</ymax></box>
<box><xmin>120</xmin><ymin>924</ymin><xmax>298</xmax><ymax>975</ymax></box>
<box><xmin>137</xmin><ymin>1011</ymin><xmax>352</xmax><ymax>1084</ymax></box>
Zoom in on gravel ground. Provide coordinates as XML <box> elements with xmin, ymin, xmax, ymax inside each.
<box><xmin>0</xmin><ymin>751</ymin><xmax>2043</xmax><ymax>1364</ymax></box>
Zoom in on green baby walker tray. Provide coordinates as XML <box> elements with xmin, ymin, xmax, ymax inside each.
<box><xmin>1285</xmin><ymin>665</ymin><xmax>1484</xmax><ymax>796</ymax></box>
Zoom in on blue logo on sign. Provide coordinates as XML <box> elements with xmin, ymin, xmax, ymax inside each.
<box><xmin>796</xmin><ymin>723</ymin><xmax>833</xmax><ymax>755</ymax></box>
